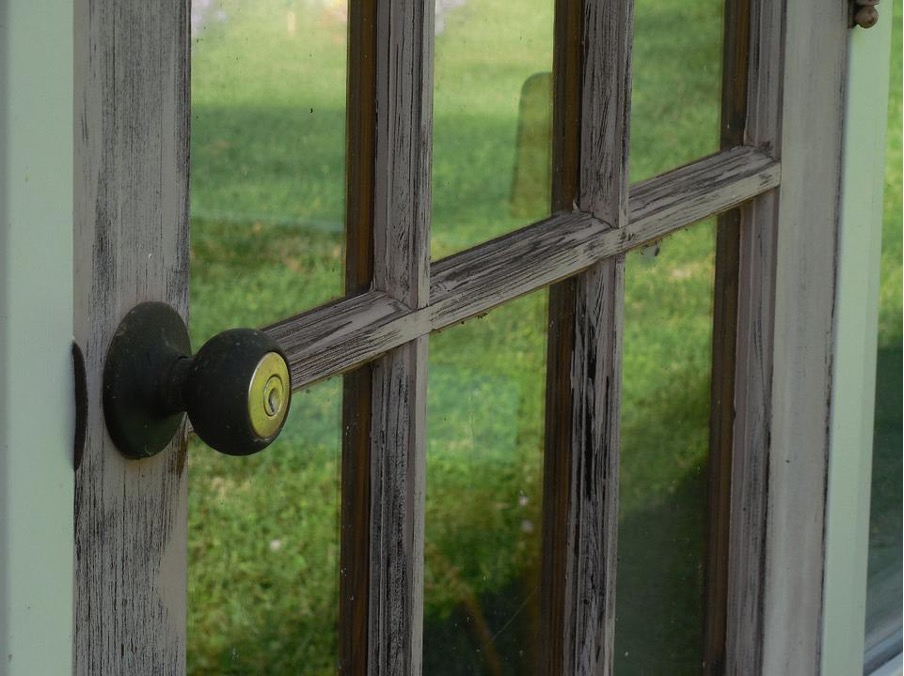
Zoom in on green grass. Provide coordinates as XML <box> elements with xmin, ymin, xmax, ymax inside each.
<box><xmin>878</xmin><ymin>3</ymin><xmax>903</xmax><ymax>349</ymax></box>
<box><xmin>187</xmin><ymin>0</ymin><xmax>902</xmax><ymax>673</ymax></box>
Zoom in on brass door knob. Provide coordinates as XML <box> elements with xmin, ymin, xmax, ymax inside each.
<box><xmin>103</xmin><ymin>302</ymin><xmax>292</xmax><ymax>458</ymax></box>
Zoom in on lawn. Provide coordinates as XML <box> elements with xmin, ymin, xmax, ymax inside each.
<box><xmin>187</xmin><ymin>1</ymin><xmax>902</xmax><ymax>674</ymax></box>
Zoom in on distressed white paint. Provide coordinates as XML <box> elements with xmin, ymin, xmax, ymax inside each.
<box><xmin>269</xmin><ymin>148</ymin><xmax>779</xmax><ymax>391</ymax></box>
<box><xmin>0</xmin><ymin>2</ymin><xmax>75</xmax><ymax>673</ymax></box>
<box><xmin>763</xmin><ymin>0</ymin><xmax>850</xmax><ymax>672</ymax></box>
<box><xmin>821</xmin><ymin>10</ymin><xmax>892</xmax><ymax>675</ymax></box>
<box><xmin>73</xmin><ymin>1</ymin><xmax>190</xmax><ymax>672</ymax></box>
<box><xmin>367</xmin><ymin>1</ymin><xmax>434</xmax><ymax>671</ymax></box>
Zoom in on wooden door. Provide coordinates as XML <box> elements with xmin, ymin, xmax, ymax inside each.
<box><xmin>71</xmin><ymin>0</ymin><xmax>852</xmax><ymax>673</ymax></box>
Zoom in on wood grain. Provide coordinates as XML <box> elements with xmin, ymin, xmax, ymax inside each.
<box><xmin>367</xmin><ymin>0</ymin><xmax>433</xmax><ymax>672</ymax></box>
<box><xmin>267</xmin><ymin>148</ymin><xmax>779</xmax><ymax>391</ymax></box>
<box><xmin>760</xmin><ymin>1</ymin><xmax>848</xmax><ymax>672</ymax></box>
<box><xmin>540</xmin><ymin>0</ymin><xmax>583</xmax><ymax>667</ymax></box>
<box><xmin>368</xmin><ymin>337</ymin><xmax>428</xmax><ymax>673</ymax></box>
<box><xmin>724</xmin><ymin>0</ymin><xmax>784</xmax><ymax>673</ymax></box>
<box><xmin>704</xmin><ymin>0</ymin><xmax>752</xmax><ymax>670</ymax></box>
<box><xmin>540</xmin><ymin>0</ymin><xmax>632</xmax><ymax>671</ymax></box>
<box><xmin>73</xmin><ymin>1</ymin><xmax>190</xmax><ymax>672</ymax></box>
<box><xmin>340</xmin><ymin>2</ymin><xmax>377</xmax><ymax>671</ymax></box>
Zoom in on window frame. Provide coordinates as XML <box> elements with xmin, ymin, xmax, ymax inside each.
<box><xmin>60</xmin><ymin>0</ymin><xmax>888</xmax><ymax>672</ymax></box>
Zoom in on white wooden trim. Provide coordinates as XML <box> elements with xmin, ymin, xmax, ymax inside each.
<box><xmin>821</xmin><ymin>11</ymin><xmax>892</xmax><ymax>675</ymax></box>
<box><xmin>762</xmin><ymin>0</ymin><xmax>851</xmax><ymax>671</ymax></box>
<box><xmin>0</xmin><ymin>3</ymin><xmax>75</xmax><ymax>673</ymax></box>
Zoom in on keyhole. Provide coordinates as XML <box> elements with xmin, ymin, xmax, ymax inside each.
<box><xmin>264</xmin><ymin>376</ymin><xmax>283</xmax><ymax>417</ymax></box>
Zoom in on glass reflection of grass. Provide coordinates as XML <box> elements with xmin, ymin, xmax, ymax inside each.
<box><xmin>187</xmin><ymin>0</ymin><xmax>903</xmax><ymax>671</ymax></box>
<box><xmin>187</xmin><ymin>381</ymin><xmax>342</xmax><ymax>675</ymax></box>
<box><xmin>424</xmin><ymin>293</ymin><xmax>547</xmax><ymax>673</ymax></box>
<box><xmin>617</xmin><ymin>225</ymin><xmax>715</xmax><ymax>675</ymax></box>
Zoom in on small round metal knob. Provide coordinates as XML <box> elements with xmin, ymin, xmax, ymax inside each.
<box><xmin>851</xmin><ymin>0</ymin><xmax>880</xmax><ymax>28</ymax></box>
<box><xmin>103</xmin><ymin>302</ymin><xmax>292</xmax><ymax>458</ymax></box>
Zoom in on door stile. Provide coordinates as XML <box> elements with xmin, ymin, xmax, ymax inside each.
<box><xmin>757</xmin><ymin>1</ymin><xmax>848</xmax><ymax>672</ymax></box>
<box><xmin>366</xmin><ymin>0</ymin><xmax>434</xmax><ymax>672</ymax></box>
<box><xmin>73</xmin><ymin>1</ymin><xmax>191</xmax><ymax>673</ymax></box>
<box><xmin>540</xmin><ymin>0</ymin><xmax>633</xmax><ymax>672</ymax></box>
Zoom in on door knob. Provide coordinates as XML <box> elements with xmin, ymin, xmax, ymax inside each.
<box><xmin>103</xmin><ymin>302</ymin><xmax>292</xmax><ymax>458</ymax></box>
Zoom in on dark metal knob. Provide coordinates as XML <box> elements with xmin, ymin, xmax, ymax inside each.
<box><xmin>103</xmin><ymin>302</ymin><xmax>292</xmax><ymax>458</ymax></box>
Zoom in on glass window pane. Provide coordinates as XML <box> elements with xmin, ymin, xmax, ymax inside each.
<box><xmin>191</xmin><ymin>0</ymin><xmax>347</xmax><ymax>332</ymax></box>
<box><xmin>616</xmin><ymin>225</ymin><xmax>715</xmax><ymax>672</ymax></box>
<box><xmin>432</xmin><ymin>0</ymin><xmax>554</xmax><ymax>259</ymax></box>
<box><xmin>190</xmin><ymin>5</ymin><xmax>347</xmax><ymax>665</ymax></box>
<box><xmin>423</xmin><ymin>291</ymin><xmax>548</xmax><ymax>672</ymax></box>
<box><xmin>188</xmin><ymin>378</ymin><xmax>341</xmax><ymax>673</ymax></box>
<box><xmin>629</xmin><ymin>0</ymin><xmax>724</xmax><ymax>182</ymax></box>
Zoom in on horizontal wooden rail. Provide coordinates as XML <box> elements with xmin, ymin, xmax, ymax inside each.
<box><xmin>267</xmin><ymin>145</ymin><xmax>780</xmax><ymax>389</ymax></box>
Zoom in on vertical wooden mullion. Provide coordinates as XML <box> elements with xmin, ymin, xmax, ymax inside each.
<box><xmin>704</xmin><ymin>0</ymin><xmax>751</xmax><ymax>670</ymax></box>
<box><xmin>341</xmin><ymin>1</ymin><xmax>377</xmax><ymax>672</ymax></box>
<box><xmin>541</xmin><ymin>0</ymin><xmax>633</xmax><ymax>672</ymax></box>
<box><xmin>368</xmin><ymin>0</ymin><xmax>433</xmax><ymax>673</ymax></box>
<box><xmin>721</xmin><ymin>0</ymin><xmax>784</xmax><ymax>672</ymax></box>
<box><xmin>705</xmin><ymin>0</ymin><xmax>784</xmax><ymax>672</ymax></box>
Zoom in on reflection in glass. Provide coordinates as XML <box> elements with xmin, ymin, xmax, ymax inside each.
<box><xmin>630</xmin><ymin>0</ymin><xmax>723</xmax><ymax>181</ymax></box>
<box><xmin>615</xmin><ymin>225</ymin><xmax>715</xmax><ymax>673</ymax></box>
<box><xmin>423</xmin><ymin>292</ymin><xmax>548</xmax><ymax>673</ymax></box>
<box><xmin>191</xmin><ymin>0</ymin><xmax>347</xmax><ymax>333</ymax></box>
<box><xmin>188</xmin><ymin>379</ymin><xmax>342</xmax><ymax>674</ymax></box>
<box><xmin>189</xmin><ymin>1</ymin><xmax>347</xmax><ymax>671</ymax></box>
<box><xmin>432</xmin><ymin>0</ymin><xmax>554</xmax><ymax>258</ymax></box>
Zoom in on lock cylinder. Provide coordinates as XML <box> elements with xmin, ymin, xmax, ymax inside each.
<box><xmin>183</xmin><ymin>329</ymin><xmax>292</xmax><ymax>457</ymax></box>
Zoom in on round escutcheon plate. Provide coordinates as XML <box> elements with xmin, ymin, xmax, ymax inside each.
<box><xmin>103</xmin><ymin>302</ymin><xmax>191</xmax><ymax>459</ymax></box>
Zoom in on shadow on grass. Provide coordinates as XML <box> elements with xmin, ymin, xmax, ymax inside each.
<box><xmin>418</xmin><ymin>458</ymin><xmax>707</xmax><ymax>676</ymax></box>
<box><xmin>416</xmin><ymin>365</ymin><xmax>711</xmax><ymax>675</ymax></box>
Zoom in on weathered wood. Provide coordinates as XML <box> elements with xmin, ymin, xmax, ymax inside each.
<box><xmin>267</xmin><ymin>148</ymin><xmax>779</xmax><ymax>391</ymax></box>
<box><xmin>707</xmin><ymin>213</ymin><xmax>740</xmax><ymax>676</ymax></box>
<box><xmin>340</xmin><ymin>367</ymin><xmax>373</xmax><ymax>675</ymax></box>
<box><xmin>73</xmin><ymin>1</ymin><xmax>190</xmax><ymax>673</ymax></box>
<box><xmin>367</xmin><ymin>0</ymin><xmax>433</xmax><ymax>672</ymax></box>
<box><xmin>723</xmin><ymin>0</ymin><xmax>785</xmax><ymax>673</ymax></box>
<box><xmin>760</xmin><ymin>0</ymin><xmax>849</xmax><ymax>672</ymax></box>
<box><xmin>346</xmin><ymin>1</ymin><xmax>378</xmax><ymax>295</ymax></box>
<box><xmin>372</xmin><ymin>0</ymin><xmax>432</xmax><ymax>310</ymax></box>
<box><xmin>540</xmin><ymin>0</ymin><xmax>582</xmax><ymax>666</ymax></box>
<box><xmin>368</xmin><ymin>337</ymin><xmax>428</xmax><ymax>673</ymax></box>
<box><xmin>625</xmin><ymin>147</ymin><xmax>779</xmax><ymax>234</ymax></box>
<box><xmin>540</xmin><ymin>0</ymin><xmax>632</xmax><ymax>671</ymax></box>
<box><xmin>340</xmin><ymin>2</ymin><xmax>378</xmax><ymax>672</ymax></box>
<box><xmin>704</xmin><ymin>0</ymin><xmax>752</xmax><ymax>670</ymax></box>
